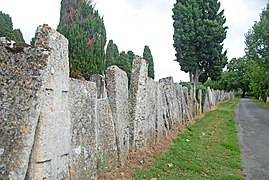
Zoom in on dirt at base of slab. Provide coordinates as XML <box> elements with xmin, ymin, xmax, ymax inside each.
<box><xmin>97</xmin><ymin>116</ymin><xmax>204</xmax><ymax>180</ymax></box>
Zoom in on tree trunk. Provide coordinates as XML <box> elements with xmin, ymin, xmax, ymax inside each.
<box><xmin>241</xmin><ymin>90</ymin><xmax>246</xmax><ymax>98</ymax></box>
<box><xmin>189</xmin><ymin>72</ymin><xmax>193</xmax><ymax>82</ymax></box>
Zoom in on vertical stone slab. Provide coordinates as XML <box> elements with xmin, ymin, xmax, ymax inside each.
<box><xmin>27</xmin><ymin>26</ymin><xmax>71</xmax><ymax>179</ymax></box>
<box><xmin>96</xmin><ymin>98</ymin><xmax>118</xmax><ymax>174</ymax></box>
<box><xmin>175</xmin><ymin>84</ymin><xmax>184</xmax><ymax>127</ymax></box>
<box><xmin>69</xmin><ymin>79</ymin><xmax>97</xmax><ymax>180</ymax></box>
<box><xmin>159</xmin><ymin>77</ymin><xmax>181</xmax><ymax>130</ymax></box>
<box><xmin>204</xmin><ymin>91</ymin><xmax>211</xmax><ymax>112</ymax></box>
<box><xmin>106</xmin><ymin>66</ymin><xmax>130</xmax><ymax>165</ymax></box>
<box><xmin>129</xmin><ymin>56</ymin><xmax>148</xmax><ymax>150</ymax></box>
<box><xmin>189</xmin><ymin>86</ymin><xmax>196</xmax><ymax>117</ymax></box>
<box><xmin>182</xmin><ymin>86</ymin><xmax>192</xmax><ymax>124</ymax></box>
<box><xmin>0</xmin><ymin>27</ymin><xmax>49</xmax><ymax>179</ymax></box>
<box><xmin>145</xmin><ymin>77</ymin><xmax>157</xmax><ymax>145</ymax></box>
<box><xmin>156</xmin><ymin>82</ymin><xmax>170</xmax><ymax>142</ymax></box>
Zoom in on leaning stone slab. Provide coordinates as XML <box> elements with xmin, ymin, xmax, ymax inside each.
<box><xmin>159</xmin><ymin>77</ymin><xmax>181</xmax><ymax>130</ymax></box>
<box><xmin>129</xmin><ymin>56</ymin><xmax>148</xmax><ymax>150</ymax></box>
<box><xmin>155</xmin><ymin>82</ymin><xmax>170</xmax><ymax>141</ymax></box>
<box><xmin>27</xmin><ymin>25</ymin><xmax>71</xmax><ymax>179</ymax></box>
<box><xmin>96</xmin><ymin>98</ymin><xmax>118</xmax><ymax>174</ymax></box>
<box><xmin>106</xmin><ymin>66</ymin><xmax>129</xmax><ymax>165</ymax></box>
<box><xmin>69</xmin><ymin>79</ymin><xmax>97</xmax><ymax>180</ymax></box>
<box><xmin>145</xmin><ymin>77</ymin><xmax>157</xmax><ymax>145</ymax></box>
<box><xmin>0</xmin><ymin>25</ymin><xmax>68</xmax><ymax>179</ymax></box>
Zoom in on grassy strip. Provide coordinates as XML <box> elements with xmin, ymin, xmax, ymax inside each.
<box><xmin>255</xmin><ymin>99</ymin><xmax>269</xmax><ymax>109</ymax></box>
<box><xmin>134</xmin><ymin>98</ymin><xmax>243</xmax><ymax>180</ymax></box>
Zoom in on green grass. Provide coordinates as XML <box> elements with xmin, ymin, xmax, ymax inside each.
<box><xmin>133</xmin><ymin>98</ymin><xmax>244</xmax><ymax>180</ymax></box>
<box><xmin>255</xmin><ymin>99</ymin><xmax>269</xmax><ymax>110</ymax></box>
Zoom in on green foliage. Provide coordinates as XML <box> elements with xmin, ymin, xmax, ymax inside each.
<box><xmin>245</xmin><ymin>2</ymin><xmax>269</xmax><ymax>101</ymax></box>
<box><xmin>58</xmin><ymin>0</ymin><xmax>107</xmax><ymax>80</ymax></box>
<box><xmin>143</xmin><ymin>45</ymin><xmax>155</xmax><ymax>79</ymax></box>
<box><xmin>0</xmin><ymin>11</ymin><xmax>25</xmax><ymax>42</ymax></box>
<box><xmin>134</xmin><ymin>99</ymin><xmax>243</xmax><ymax>179</ymax></box>
<box><xmin>105</xmin><ymin>39</ymin><xmax>119</xmax><ymax>67</ymax></box>
<box><xmin>116</xmin><ymin>51</ymin><xmax>132</xmax><ymax>81</ymax></box>
<box><xmin>204</xmin><ymin>57</ymin><xmax>251</xmax><ymax>98</ymax></box>
<box><xmin>172</xmin><ymin>0</ymin><xmax>228</xmax><ymax>85</ymax></box>
<box><xmin>105</xmin><ymin>40</ymin><xmax>132</xmax><ymax>82</ymax></box>
<box><xmin>127</xmin><ymin>50</ymin><xmax>135</xmax><ymax>65</ymax></box>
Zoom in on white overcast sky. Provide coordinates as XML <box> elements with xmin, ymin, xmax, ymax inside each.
<box><xmin>0</xmin><ymin>0</ymin><xmax>267</xmax><ymax>82</ymax></box>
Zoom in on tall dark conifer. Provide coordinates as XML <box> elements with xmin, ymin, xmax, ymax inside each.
<box><xmin>58</xmin><ymin>0</ymin><xmax>106</xmax><ymax>79</ymax></box>
<box><xmin>105</xmin><ymin>39</ymin><xmax>119</xmax><ymax>67</ymax></box>
<box><xmin>0</xmin><ymin>11</ymin><xmax>24</xmax><ymax>42</ymax></box>
<box><xmin>172</xmin><ymin>0</ymin><xmax>227</xmax><ymax>85</ymax></box>
<box><xmin>143</xmin><ymin>45</ymin><xmax>155</xmax><ymax>79</ymax></box>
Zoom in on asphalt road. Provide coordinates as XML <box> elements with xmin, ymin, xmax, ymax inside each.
<box><xmin>235</xmin><ymin>98</ymin><xmax>269</xmax><ymax>180</ymax></box>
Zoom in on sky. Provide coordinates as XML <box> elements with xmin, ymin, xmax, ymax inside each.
<box><xmin>0</xmin><ymin>0</ymin><xmax>267</xmax><ymax>82</ymax></box>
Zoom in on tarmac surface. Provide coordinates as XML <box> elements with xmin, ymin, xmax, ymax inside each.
<box><xmin>235</xmin><ymin>98</ymin><xmax>269</xmax><ymax>180</ymax></box>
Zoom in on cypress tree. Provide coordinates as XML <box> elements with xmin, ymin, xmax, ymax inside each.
<box><xmin>57</xmin><ymin>0</ymin><xmax>107</xmax><ymax>79</ymax></box>
<box><xmin>105</xmin><ymin>39</ymin><xmax>119</xmax><ymax>67</ymax></box>
<box><xmin>172</xmin><ymin>0</ymin><xmax>227</xmax><ymax>85</ymax></box>
<box><xmin>0</xmin><ymin>11</ymin><xmax>24</xmax><ymax>42</ymax></box>
<box><xmin>143</xmin><ymin>45</ymin><xmax>155</xmax><ymax>79</ymax></box>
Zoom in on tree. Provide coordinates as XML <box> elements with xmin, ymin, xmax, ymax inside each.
<box><xmin>127</xmin><ymin>50</ymin><xmax>135</xmax><ymax>65</ymax></box>
<box><xmin>143</xmin><ymin>45</ymin><xmax>155</xmax><ymax>79</ymax></box>
<box><xmin>116</xmin><ymin>51</ymin><xmax>132</xmax><ymax>81</ymax></box>
<box><xmin>0</xmin><ymin>11</ymin><xmax>24</xmax><ymax>42</ymax></box>
<box><xmin>226</xmin><ymin>57</ymin><xmax>250</xmax><ymax>97</ymax></box>
<box><xmin>245</xmin><ymin>2</ymin><xmax>269</xmax><ymax>102</ymax></box>
<box><xmin>57</xmin><ymin>0</ymin><xmax>107</xmax><ymax>80</ymax></box>
<box><xmin>172</xmin><ymin>0</ymin><xmax>227</xmax><ymax>86</ymax></box>
<box><xmin>105</xmin><ymin>39</ymin><xmax>119</xmax><ymax>67</ymax></box>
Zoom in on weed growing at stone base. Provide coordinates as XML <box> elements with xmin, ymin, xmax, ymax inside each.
<box><xmin>134</xmin><ymin>98</ymin><xmax>244</xmax><ymax>179</ymax></box>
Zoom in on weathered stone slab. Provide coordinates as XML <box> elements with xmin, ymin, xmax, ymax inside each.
<box><xmin>182</xmin><ymin>86</ymin><xmax>192</xmax><ymax>124</ymax></box>
<box><xmin>69</xmin><ymin>79</ymin><xmax>97</xmax><ymax>180</ymax></box>
<box><xmin>106</xmin><ymin>66</ymin><xmax>129</xmax><ymax>165</ymax></box>
<box><xmin>159</xmin><ymin>77</ymin><xmax>181</xmax><ymax>130</ymax></box>
<box><xmin>156</xmin><ymin>82</ymin><xmax>170</xmax><ymax>142</ymax></box>
<box><xmin>0</xmin><ymin>25</ymin><xmax>50</xmax><ymax>180</ymax></box>
<box><xmin>96</xmin><ymin>98</ymin><xmax>118</xmax><ymax>174</ymax></box>
<box><xmin>145</xmin><ymin>77</ymin><xmax>157</xmax><ymax>145</ymax></box>
<box><xmin>129</xmin><ymin>56</ymin><xmax>148</xmax><ymax>150</ymax></box>
<box><xmin>175</xmin><ymin>84</ymin><xmax>184</xmax><ymax>127</ymax></box>
<box><xmin>27</xmin><ymin>26</ymin><xmax>71</xmax><ymax>179</ymax></box>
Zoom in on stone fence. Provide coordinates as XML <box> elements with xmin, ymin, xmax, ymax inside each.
<box><xmin>0</xmin><ymin>26</ymin><xmax>234</xmax><ymax>179</ymax></box>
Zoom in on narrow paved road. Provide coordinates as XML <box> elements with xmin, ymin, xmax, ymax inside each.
<box><xmin>235</xmin><ymin>98</ymin><xmax>269</xmax><ymax>180</ymax></box>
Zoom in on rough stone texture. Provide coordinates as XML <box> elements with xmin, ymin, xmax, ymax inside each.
<box><xmin>129</xmin><ymin>56</ymin><xmax>148</xmax><ymax>150</ymax></box>
<box><xmin>69</xmin><ymin>79</ymin><xmax>97</xmax><ymax>180</ymax></box>
<box><xmin>96</xmin><ymin>98</ymin><xmax>118</xmax><ymax>174</ymax></box>
<box><xmin>174</xmin><ymin>84</ymin><xmax>184</xmax><ymax>127</ymax></box>
<box><xmin>182</xmin><ymin>86</ymin><xmax>192</xmax><ymax>123</ymax></box>
<box><xmin>0</xmin><ymin>25</ymin><xmax>235</xmax><ymax>179</ymax></box>
<box><xmin>27</xmin><ymin>26</ymin><xmax>71</xmax><ymax>179</ymax></box>
<box><xmin>159</xmin><ymin>77</ymin><xmax>181</xmax><ymax>130</ymax></box>
<box><xmin>0</xmin><ymin>25</ymin><xmax>52</xmax><ymax>179</ymax></box>
<box><xmin>106</xmin><ymin>66</ymin><xmax>129</xmax><ymax>165</ymax></box>
<box><xmin>155</xmin><ymin>82</ymin><xmax>169</xmax><ymax>142</ymax></box>
<box><xmin>145</xmin><ymin>77</ymin><xmax>157</xmax><ymax>145</ymax></box>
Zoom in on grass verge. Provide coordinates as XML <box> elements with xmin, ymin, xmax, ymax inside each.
<box><xmin>134</xmin><ymin>98</ymin><xmax>243</xmax><ymax>180</ymax></box>
<box><xmin>255</xmin><ymin>99</ymin><xmax>269</xmax><ymax>110</ymax></box>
